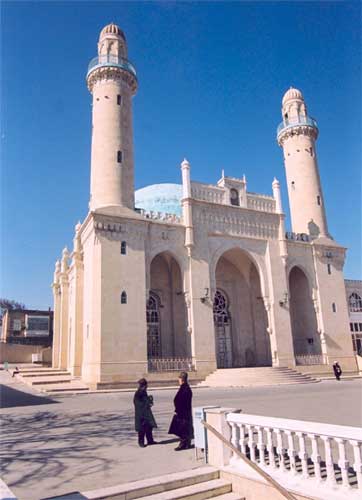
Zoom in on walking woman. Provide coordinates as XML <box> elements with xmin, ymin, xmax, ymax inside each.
<box><xmin>133</xmin><ymin>378</ymin><xmax>157</xmax><ymax>447</ymax></box>
<box><xmin>168</xmin><ymin>371</ymin><xmax>194</xmax><ymax>450</ymax></box>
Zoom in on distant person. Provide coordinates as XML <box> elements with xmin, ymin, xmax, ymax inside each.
<box><xmin>133</xmin><ymin>378</ymin><xmax>157</xmax><ymax>448</ymax></box>
<box><xmin>169</xmin><ymin>371</ymin><xmax>194</xmax><ymax>451</ymax></box>
<box><xmin>333</xmin><ymin>361</ymin><xmax>342</xmax><ymax>381</ymax></box>
<box><xmin>12</xmin><ymin>366</ymin><xmax>20</xmax><ymax>377</ymax></box>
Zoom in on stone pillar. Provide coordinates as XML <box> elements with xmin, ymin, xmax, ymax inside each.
<box><xmin>68</xmin><ymin>223</ymin><xmax>84</xmax><ymax>376</ymax></box>
<box><xmin>205</xmin><ymin>407</ymin><xmax>240</xmax><ymax>467</ymax></box>
<box><xmin>272</xmin><ymin>177</ymin><xmax>288</xmax><ymax>266</ymax></box>
<box><xmin>59</xmin><ymin>247</ymin><xmax>70</xmax><ymax>370</ymax></box>
<box><xmin>51</xmin><ymin>260</ymin><xmax>61</xmax><ymax>368</ymax></box>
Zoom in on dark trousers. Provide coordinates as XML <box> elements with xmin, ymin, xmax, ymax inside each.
<box><xmin>138</xmin><ymin>424</ymin><xmax>154</xmax><ymax>445</ymax></box>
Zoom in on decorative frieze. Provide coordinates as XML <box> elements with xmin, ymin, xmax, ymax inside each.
<box><xmin>194</xmin><ymin>205</ymin><xmax>279</xmax><ymax>239</ymax></box>
<box><xmin>87</xmin><ymin>66</ymin><xmax>137</xmax><ymax>94</ymax></box>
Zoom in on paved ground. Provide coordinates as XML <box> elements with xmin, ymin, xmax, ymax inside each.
<box><xmin>0</xmin><ymin>370</ymin><xmax>361</xmax><ymax>500</ymax></box>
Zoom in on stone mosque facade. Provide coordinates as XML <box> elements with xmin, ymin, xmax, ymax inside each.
<box><xmin>52</xmin><ymin>24</ymin><xmax>356</xmax><ymax>388</ymax></box>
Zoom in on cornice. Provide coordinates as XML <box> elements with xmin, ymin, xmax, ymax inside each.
<box><xmin>87</xmin><ymin>66</ymin><xmax>137</xmax><ymax>94</ymax></box>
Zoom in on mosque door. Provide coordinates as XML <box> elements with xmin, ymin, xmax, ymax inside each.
<box><xmin>146</xmin><ymin>292</ymin><xmax>161</xmax><ymax>357</ymax></box>
<box><xmin>213</xmin><ymin>290</ymin><xmax>233</xmax><ymax>368</ymax></box>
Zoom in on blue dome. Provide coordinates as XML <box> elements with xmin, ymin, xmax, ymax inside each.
<box><xmin>135</xmin><ymin>183</ymin><xmax>182</xmax><ymax>216</ymax></box>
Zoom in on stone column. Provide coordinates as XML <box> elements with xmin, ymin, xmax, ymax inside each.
<box><xmin>68</xmin><ymin>223</ymin><xmax>84</xmax><ymax>376</ymax></box>
<box><xmin>51</xmin><ymin>260</ymin><xmax>61</xmax><ymax>368</ymax></box>
<box><xmin>59</xmin><ymin>247</ymin><xmax>70</xmax><ymax>370</ymax></box>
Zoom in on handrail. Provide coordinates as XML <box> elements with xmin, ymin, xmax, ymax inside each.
<box><xmin>201</xmin><ymin>420</ymin><xmax>297</xmax><ymax>500</ymax></box>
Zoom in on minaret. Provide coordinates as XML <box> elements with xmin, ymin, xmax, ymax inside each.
<box><xmin>277</xmin><ymin>88</ymin><xmax>329</xmax><ymax>238</ymax></box>
<box><xmin>87</xmin><ymin>23</ymin><xmax>137</xmax><ymax>212</ymax></box>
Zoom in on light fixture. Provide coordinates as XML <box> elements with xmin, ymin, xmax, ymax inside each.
<box><xmin>200</xmin><ymin>288</ymin><xmax>209</xmax><ymax>304</ymax></box>
<box><xmin>279</xmin><ymin>292</ymin><xmax>289</xmax><ymax>307</ymax></box>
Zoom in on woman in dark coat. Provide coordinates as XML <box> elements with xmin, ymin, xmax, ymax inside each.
<box><xmin>333</xmin><ymin>361</ymin><xmax>342</xmax><ymax>381</ymax></box>
<box><xmin>133</xmin><ymin>378</ymin><xmax>157</xmax><ymax>447</ymax></box>
<box><xmin>168</xmin><ymin>371</ymin><xmax>194</xmax><ymax>450</ymax></box>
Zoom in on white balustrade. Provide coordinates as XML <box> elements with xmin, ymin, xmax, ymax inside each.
<box><xmin>147</xmin><ymin>357</ymin><xmax>194</xmax><ymax>372</ymax></box>
<box><xmin>247</xmin><ymin>193</ymin><xmax>276</xmax><ymax>213</ymax></box>
<box><xmin>139</xmin><ymin>209</ymin><xmax>182</xmax><ymax>224</ymax></box>
<box><xmin>225</xmin><ymin>412</ymin><xmax>362</xmax><ymax>496</ymax></box>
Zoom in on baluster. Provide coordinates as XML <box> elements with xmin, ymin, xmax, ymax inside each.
<box><xmin>247</xmin><ymin>424</ymin><xmax>256</xmax><ymax>462</ymax></box>
<box><xmin>257</xmin><ymin>426</ymin><xmax>266</xmax><ymax>467</ymax></box>
<box><xmin>230</xmin><ymin>422</ymin><xmax>239</xmax><ymax>460</ymax></box>
<box><xmin>351</xmin><ymin>440</ymin><xmax>362</xmax><ymax>489</ymax></box>
<box><xmin>296</xmin><ymin>432</ymin><xmax>309</xmax><ymax>478</ymax></box>
<box><xmin>308</xmin><ymin>433</ymin><xmax>322</xmax><ymax>481</ymax></box>
<box><xmin>276</xmin><ymin>429</ymin><xmax>287</xmax><ymax>471</ymax></box>
<box><xmin>285</xmin><ymin>430</ymin><xmax>297</xmax><ymax>474</ymax></box>
<box><xmin>336</xmin><ymin>438</ymin><xmax>350</xmax><ymax>488</ymax></box>
<box><xmin>238</xmin><ymin>423</ymin><xmax>248</xmax><ymax>455</ymax></box>
<box><xmin>266</xmin><ymin>427</ymin><xmax>276</xmax><ymax>469</ymax></box>
<box><xmin>321</xmin><ymin>436</ymin><xmax>337</xmax><ymax>485</ymax></box>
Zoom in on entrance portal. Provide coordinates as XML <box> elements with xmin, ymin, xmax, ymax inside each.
<box><xmin>214</xmin><ymin>248</ymin><xmax>272</xmax><ymax>368</ymax></box>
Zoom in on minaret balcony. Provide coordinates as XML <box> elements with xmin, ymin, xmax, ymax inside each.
<box><xmin>87</xmin><ymin>54</ymin><xmax>137</xmax><ymax>79</ymax></box>
<box><xmin>277</xmin><ymin>116</ymin><xmax>318</xmax><ymax>139</ymax></box>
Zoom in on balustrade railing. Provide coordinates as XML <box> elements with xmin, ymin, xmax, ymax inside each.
<box><xmin>295</xmin><ymin>354</ymin><xmax>326</xmax><ymax>366</ymax></box>
<box><xmin>277</xmin><ymin>116</ymin><xmax>318</xmax><ymax>136</ymax></box>
<box><xmin>285</xmin><ymin>232</ymin><xmax>310</xmax><ymax>242</ymax></box>
<box><xmin>191</xmin><ymin>182</ymin><xmax>225</xmax><ymax>205</ymax></box>
<box><xmin>247</xmin><ymin>194</ymin><xmax>276</xmax><ymax>213</ymax></box>
<box><xmin>148</xmin><ymin>357</ymin><xmax>195</xmax><ymax>372</ymax></box>
<box><xmin>226</xmin><ymin>412</ymin><xmax>362</xmax><ymax>495</ymax></box>
<box><xmin>87</xmin><ymin>54</ymin><xmax>137</xmax><ymax>78</ymax></box>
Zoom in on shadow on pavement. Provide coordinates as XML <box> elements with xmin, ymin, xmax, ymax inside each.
<box><xmin>0</xmin><ymin>384</ymin><xmax>59</xmax><ymax>409</ymax></box>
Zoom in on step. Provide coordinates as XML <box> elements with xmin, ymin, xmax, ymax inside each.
<box><xmin>27</xmin><ymin>376</ymin><xmax>73</xmax><ymax>385</ymax></box>
<box><xmin>41</xmin><ymin>383</ymin><xmax>89</xmax><ymax>393</ymax></box>
<box><xmin>20</xmin><ymin>371</ymin><xmax>70</xmax><ymax>378</ymax></box>
<box><xmin>138</xmin><ymin>478</ymin><xmax>232</xmax><ymax>500</ymax></box>
<box><xmin>212</xmin><ymin>494</ymin><xmax>244</xmax><ymax>500</ymax></box>
<box><xmin>60</xmin><ymin>467</ymin><xmax>220</xmax><ymax>500</ymax></box>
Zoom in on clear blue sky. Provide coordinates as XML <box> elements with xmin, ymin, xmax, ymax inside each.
<box><xmin>1</xmin><ymin>1</ymin><xmax>361</xmax><ymax>309</ymax></box>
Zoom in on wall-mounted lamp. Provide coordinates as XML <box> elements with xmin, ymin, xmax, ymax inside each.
<box><xmin>279</xmin><ymin>292</ymin><xmax>289</xmax><ymax>307</ymax></box>
<box><xmin>200</xmin><ymin>287</ymin><xmax>209</xmax><ymax>304</ymax></box>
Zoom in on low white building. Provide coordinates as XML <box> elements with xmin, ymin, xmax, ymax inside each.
<box><xmin>345</xmin><ymin>279</ymin><xmax>362</xmax><ymax>354</ymax></box>
<box><xmin>52</xmin><ymin>24</ymin><xmax>356</xmax><ymax>389</ymax></box>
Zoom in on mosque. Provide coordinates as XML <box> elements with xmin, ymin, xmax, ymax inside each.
<box><xmin>51</xmin><ymin>23</ymin><xmax>355</xmax><ymax>388</ymax></box>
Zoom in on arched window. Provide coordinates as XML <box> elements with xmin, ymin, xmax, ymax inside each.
<box><xmin>146</xmin><ymin>292</ymin><xmax>161</xmax><ymax>357</ymax></box>
<box><xmin>230</xmin><ymin>188</ymin><xmax>239</xmax><ymax>206</ymax></box>
<box><xmin>349</xmin><ymin>293</ymin><xmax>362</xmax><ymax>312</ymax></box>
<box><xmin>121</xmin><ymin>241</ymin><xmax>126</xmax><ymax>255</ymax></box>
<box><xmin>121</xmin><ymin>291</ymin><xmax>127</xmax><ymax>304</ymax></box>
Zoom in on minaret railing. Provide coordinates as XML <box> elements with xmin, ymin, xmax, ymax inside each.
<box><xmin>277</xmin><ymin>116</ymin><xmax>317</xmax><ymax>136</ymax></box>
<box><xmin>87</xmin><ymin>54</ymin><xmax>137</xmax><ymax>78</ymax></box>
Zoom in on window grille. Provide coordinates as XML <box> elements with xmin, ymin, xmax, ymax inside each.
<box><xmin>349</xmin><ymin>293</ymin><xmax>362</xmax><ymax>312</ymax></box>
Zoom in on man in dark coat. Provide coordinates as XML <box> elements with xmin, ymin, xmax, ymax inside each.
<box><xmin>333</xmin><ymin>361</ymin><xmax>342</xmax><ymax>381</ymax></box>
<box><xmin>133</xmin><ymin>378</ymin><xmax>157</xmax><ymax>447</ymax></box>
<box><xmin>168</xmin><ymin>371</ymin><xmax>194</xmax><ymax>450</ymax></box>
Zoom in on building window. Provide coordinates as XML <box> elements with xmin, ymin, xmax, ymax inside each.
<box><xmin>117</xmin><ymin>150</ymin><xmax>122</xmax><ymax>163</ymax></box>
<box><xmin>121</xmin><ymin>241</ymin><xmax>126</xmax><ymax>255</ymax></box>
<box><xmin>12</xmin><ymin>319</ymin><xmax>22</xmax><ymax>331</ymax></box>
<box><xmin>332</xmin><ymin>302</ymin><xmax>336</xmax><ymax>313</ymax></box>
<box><xmin>327</xmin><ymin>264</ymin><xmax>331</xmax><ymax>275</ymax></box>
<box><xmin>121</xmin><ymin>291</ymin><xmax>127</xmax><ymax>304</ymax></box>
<box><xmin>317</xmin><ymin>195</ymin><xmax>321</xmax><ymax>206</ymax></box>
<box><xmin>354</xmin><ymin>323</ymin><xmax>359</xmax><ymax>332</ymax></box>
<box><xmin>350</xmin><ymin>323</ymin><xmax>354</xmax><ymax>332</ymax></box>
<box><xmin>117</xmin><ymin>94</ymin><xmax>122</xmax><ymax>105</ymax></box>
<box><xmin>349</xmin><ymin>293</ymin><xmax>362</xmax><ymax>312</ymax></box>
<box><xmin>230</xmin><ymin>189</ymin><xmax>239</xmax><ymax>206</ymax></box>
<box><xmin>307</xmin><ymin>338</ymin><xmax>314</xmax><ymax>345</ymax></box>
<box><xmin>359</xmin><ymin>323</ymin><xmax>362</xmax><ymax>332</ymax></box>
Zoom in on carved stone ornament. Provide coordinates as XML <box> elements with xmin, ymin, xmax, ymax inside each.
<box><xmin>278</xmin><ymin>125</ymin><xmax>318</xmax><ymax>147</ymax></box>
<box><xmin>87</xmin><ymin>66</ymin><xmax>137</xmax><ymax>94</ymax></box>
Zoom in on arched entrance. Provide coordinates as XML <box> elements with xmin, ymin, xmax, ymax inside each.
<box><xmin>213</xmin><ymin>290</ymin><xmax>232</xmax><ymax>368</ymax></box>
<box><xmin>289</xmin><ymin>266</ymin><xmax>321</xmax><ymax>355</ymax></box>
<box><xmin>214</xmin><ymin>248</ymin><xmax>272</xmax><ymax>368</ymax></box>
<box><xmin>148</xmin><ymin>252</ymin><xmax>189</xmax><ymax>358</ymax></box>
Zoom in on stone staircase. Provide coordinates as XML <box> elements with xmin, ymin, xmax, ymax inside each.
<box><xmin>199</xmin><ymin>366</ymin><xmax>319</xmax><ymax>388</ymax></box>
<box><xmin>45</xmin><ymin>466</ymin><xmax>244</xmax><ymax>500</ymax></box>
<box><xmin>14</xmin><ymin>366</ymin><xmax>89</xmax><ymax>393</ymax></box>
